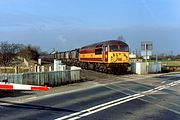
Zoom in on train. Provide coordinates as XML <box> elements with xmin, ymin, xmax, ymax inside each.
<box><xmin>54</xmin><ymin>40</ymin><xmax>130</xmax><ymax>74</ymax></box>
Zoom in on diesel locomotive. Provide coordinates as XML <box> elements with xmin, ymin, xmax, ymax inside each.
<box><xmin>55</xmin><ymin>40</ymin><xmax>130</xmax><ymax>74</ymax></box>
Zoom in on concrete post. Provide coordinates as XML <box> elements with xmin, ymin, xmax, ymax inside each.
<box><xmin>15</xmin><ymin>66</ymin><xmax>19</xmax><ymax>74</ymax></box>
<box><xmin>49</xmin><ymin>66</ymin><xmax>52</xmax><ymax>71</ymax></box>
<box><xmin>34</xmin><ymin>64</ymin><xmax>37</xmax><ymax>72</ymax></box>
<box><xmin>30</xmin><ymin>65</ymin><xmax>33</xmax><ymax>72</ymax></box>
<box><xmin>41</xmin><ymin>66</ymin><xmax>45</xmax><ymax>72</ymax></box>
<box><xmin>37</xmin><ymin>66</ymin><xmax>40</xmax><ymax>72</ymax></box>
<box><xmin>38</xmin><ymin>58</ymin><xmax>41</xmax><ymax>65</ymax></box>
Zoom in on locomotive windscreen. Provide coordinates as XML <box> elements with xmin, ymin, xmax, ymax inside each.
<box><xmin>110</xmin><ymin>45</ymin><xmax>129</xmax><ymax>52</ymax></box>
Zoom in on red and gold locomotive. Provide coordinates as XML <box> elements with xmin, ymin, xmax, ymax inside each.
<box><xmin>55</xmin><ymin>40</ymin><xmax>130</xmax><ymax>74</ymax></box>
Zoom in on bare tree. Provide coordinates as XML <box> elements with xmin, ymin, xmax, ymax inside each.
<box><xmin>0</xmin><ymin>41</ymin><xmax>43</xmax><ymax>66</ymax></box>
<box><xmin>0</xmin><ymin>41</ymin><xmax>21</xmax><ymax>66</ymax></box>
<box><xmin>18</xmin><ymin>44</ymin><xmax>40</xmax><ymax>60</ymax></box>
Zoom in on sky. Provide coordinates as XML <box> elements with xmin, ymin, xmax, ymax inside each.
<box><xmin>0</xmin><ymin>0</ymin><xmax>179</xmax><ymax>55</ymax></box>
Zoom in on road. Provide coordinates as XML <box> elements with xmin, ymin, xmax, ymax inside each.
<box><xmin>0</xmin><ymin>73</ymin><xmax>180</xmax><ymax>120</ymax></box>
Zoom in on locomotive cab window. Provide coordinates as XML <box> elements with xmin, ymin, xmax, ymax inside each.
<box><xmin>110</xmin><ymin>45</ymin><xmax>129</xmax><ymax>52</ymax></box>
<box><xmin>95</xmin><ymin>48</ymin><xmax>102</xmax><ymax>55</ymax></box>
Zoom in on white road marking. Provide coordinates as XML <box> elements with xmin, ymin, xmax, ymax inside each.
<box><xmin>0</xmin><ymin>103</ymin><xmax>13</xmax><ymax>106</ymax></box>
<box><xmin>161</xmin><ymin>81</ymin><xmax>166</xmax><ymax>84</ymax></box>
<box><xmin>55</xmin><ymin>94</ymin><xmax>144</xmax><ymax>120</ymax></box>
<box><xmin>69</xmin><ymin>94</ymin><xmax>145</xmax><ymax>120</ymax></box>
<box><xmin>55</xmin><ymin>80</ymin><xmax>180</xmax><ymax>120</ymax></box>
<box><xmin>0</xmin><ymin>102</ymin><xmax>13</xmax><ymax>109</ymax></box>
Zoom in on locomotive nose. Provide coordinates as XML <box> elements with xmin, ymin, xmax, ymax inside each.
<box><xmin>110</xmin><ymin>52</ymin><xmax>129</xmax><ymax>63</ymax></box>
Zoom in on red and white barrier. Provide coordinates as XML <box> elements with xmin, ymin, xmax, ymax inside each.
<box><xmin>0</xmin><ymin>82</ymin><xmax>49</xmax><ymax>91</ymax></box>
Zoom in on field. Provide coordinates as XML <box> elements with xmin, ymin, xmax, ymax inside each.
<box><xmin>161</xmin><ymin>60</ymin><xmax>180</xmax><ymax>66</ymax></box>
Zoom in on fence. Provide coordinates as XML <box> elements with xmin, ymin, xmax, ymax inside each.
<box><xmin>0</xmin><ymin>67</ymin><xmax>30</xmax><ymax>74</ymax></box>
<box><xmin>0</xmin><ymin>70</ymin><xmax>81</xmax><ymax>87</ymax></box>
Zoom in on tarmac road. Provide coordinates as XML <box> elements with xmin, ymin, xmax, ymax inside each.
<box><xmin>0</xmin><ymin>73</ymin><xmax>180</xmax><ymax>120</ymax></box>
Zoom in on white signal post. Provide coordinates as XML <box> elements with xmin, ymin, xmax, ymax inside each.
<box><xmin>141</xmin><ymin>41</ymin><xmax>153</xmax><ymax>73</ymax></box>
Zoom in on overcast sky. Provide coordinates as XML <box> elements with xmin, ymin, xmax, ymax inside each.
<box><xmin>0</xmin><ymin>0</ymin><xmax>179</xmax><ymax>54</ymax></box>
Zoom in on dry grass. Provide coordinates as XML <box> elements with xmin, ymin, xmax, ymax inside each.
<box><xmin>161</xmin><ymin>61</ymin><xmax>180</xmax><ymax>66</ymax></box>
